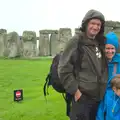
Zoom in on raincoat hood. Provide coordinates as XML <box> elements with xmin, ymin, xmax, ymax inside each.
<box><xmin>80</xmin><ymin>9</ymin><xmax>105</xmax><ymax>35</ymax></box>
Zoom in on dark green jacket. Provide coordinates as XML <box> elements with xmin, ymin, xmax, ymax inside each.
<box><xmin>58</xmin><ymin>10</ymin><xmax>108</xmax><ymax>101</ymax></box>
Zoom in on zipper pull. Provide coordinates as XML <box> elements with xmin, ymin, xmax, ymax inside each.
<box><xmin>112</xmin><ymin>109</ymin><xmax>114</xmax><ymax>113</ymax></box>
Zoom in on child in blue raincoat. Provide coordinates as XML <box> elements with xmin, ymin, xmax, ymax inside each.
<box><xmin>96</xmin><ymin>74</ymin><xmax>120</xmax><ymax>120</ymax></box>
<box><xmin>96</xmin><ymin>32</ymin><xmax>120</xmax><ymax>120</ymax></box>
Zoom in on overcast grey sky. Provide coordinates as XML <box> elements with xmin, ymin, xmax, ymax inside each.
<box><xmin>0</xmin><ymin>0</ymin><xmax>119</xmax><ymax>36</ymax></box>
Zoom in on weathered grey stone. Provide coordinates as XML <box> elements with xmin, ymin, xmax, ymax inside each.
<box><xmin>105</xmin><ymin>21</ymin><xmax>120</xmax><ymax>28</ymax></box>
<box><xmin>39</xmin><ymin>33</ymin><xmax>50</xmax><ymax>56</ymax></box>
<box><xmin>104</xmin><ymin>27</ymin><xmax>113</xmax><ymax>34</ymax></box>
<box><xmin>22</xmin><ymin>31</ymin><xmax>37</xmax><ymax>58</ymax></box>
<box><xmin>0</xmin><ymin>29</ymin><xmax>7</xmax><ymax>34</ymax></box>
<box><xmin>113</xmin><ymin>28</ymin><xmax>120</xmax><ymax>33</ymax></box>
<box><xmin>39</xmin><ymin>30</ymin><xmax>58</xmax><ymax>34</ymax></box>
<box><xmin>0</xmin><ymin>33</ymin><xmax>7</xmax><ymax>57</ymax></box>
<box><xmin>58</xmin><ymin>28</ymin><xmax>72</xmax><ymax>41</ymax></box>
<box><xmin>4</xmin><ymin>32</ymin><xmax>22</xmax><ymax>58</ymax></box>
<box><xmin>58</xmin><ymin>28</ymin><xmax>72</xmax><ymax>51</ymax></box>
<box><xmin>22</xmin><ymin>31</ymin><xmax>36</xmax><ymax>43</ymax></box>
<box><xmin>50</xmin><ymin>33</ymin><xmax>59</xmax><ymax>56</ymax></box>
<box><xmin>75</xmin><ymin>28</ymin><xmax>80</xmax><ymax>34</ymax></box>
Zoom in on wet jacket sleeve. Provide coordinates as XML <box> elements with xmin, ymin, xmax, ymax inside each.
<box><xmin>58</xmin><ymin>36</ymin><xmax>79</xmax><ymax>95</ymax></box>
<box><xmin>96</xmin><ymin>94</ymin><xmax>107</xmax><ymax>120</ymax></box>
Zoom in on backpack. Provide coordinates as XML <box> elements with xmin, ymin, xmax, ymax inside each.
<box><xmin>43</xmin><ymin>38</ymin><xmax>84</xmax><ymax>116</ymax></box>
<box><xmin>43</xmin><ymin>51</ymin><xmax>65</xmax><ymax>96</ymax></box>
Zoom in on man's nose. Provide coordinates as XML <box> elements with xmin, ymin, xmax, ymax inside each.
<box><xmin>93</xmin><ymin>25</ymin><xmax>99</xmax><ymax>30</ymax></box>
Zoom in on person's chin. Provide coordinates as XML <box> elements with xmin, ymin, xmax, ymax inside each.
<box><xmin>91</xmin><ymin>32</ymin><xmax>98</xmax><ymax>36</ymax></box>
<box><xmin>107</xmin><ymin>56</ymin><xmax>113</xmax><ymax>60</ymax></box>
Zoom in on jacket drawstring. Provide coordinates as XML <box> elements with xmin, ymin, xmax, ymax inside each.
<box><xmin>112</xmin><ymin>93</ymin><xmax>120</xmax><ymax>113</ymax></box>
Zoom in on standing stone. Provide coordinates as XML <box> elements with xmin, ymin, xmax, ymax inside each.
<box><xmin>22</xmin><ymin>31</ymin><xmax>37</xmax><ymax>58</ymax></box>
<box><xmin>0</xmin><ymin>29</ymin><xmax>7</xmax><ymax>34</ymax></box>
<box><xmin>75</xmin><ymin>28</ymin><xmax>80</xmax><ymax>34</ymax></box>
<box><xmin>50</xmin><ymin>32</ymin><xmax>59</xmax><ymax>56</ymax></box>
<box><xmin>5</xmin><ymin>32</ymin><xmax>22</xmax><ymax>58</ymax></box>
<box><xmin>39</xmin><ymin>30</ymin><xmax>50</xmax><ymax>56</ymax></box>
<box><xmin>36</xmin><ymin>37</ymin><xmax>40</xmax><ymax>56</ymax></box>
<box><xmin>0</xmin><ymin>33</ymin><xmax>7</xmax><ymax>57</ymax></box>
<box><xmin>104</xmin><ymin>27</ymin><xmax>113</xmax><ymax>34</ymax></box>
<box><xmin>113</xmin><ymin>28</ymin><xmax>120</xmax><ymax>53</ymax></box>
<box><xmin>58</xmin><ymin>28</ymin><xmax>72</xmax><ymax>51</ymax></box>
<box><xmin>113</xmin><ymin>28</ymin><xmax>120</xmax><ymax>36</ymax></box>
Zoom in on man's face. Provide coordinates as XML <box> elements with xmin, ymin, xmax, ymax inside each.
<box><xmin>87</xmin><ymin>19</ymin><xmax>101</xmax><ymax>38</ymax></box>
<box><xmin>105</xmin><ymin>44</ymin><xmax>116</xmax><ymax>60</ymax></box>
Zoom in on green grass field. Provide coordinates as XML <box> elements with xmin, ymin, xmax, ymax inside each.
<box><xmin>0</xmin><ymin>59</ymin><xmax>68</xmax><ymax>120</ymax></box>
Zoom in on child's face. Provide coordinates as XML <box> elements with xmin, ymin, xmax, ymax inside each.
<box><xmin>113</xmin><ymin>87</ymin><xmax>120</xmax><ymax>96</ymax></box>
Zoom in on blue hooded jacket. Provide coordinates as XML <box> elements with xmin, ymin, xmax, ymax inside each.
<box><xmin>96</xmin><ymin>75</ymin><xmax>120</xmax><ymax>120</ymax></box>
<box><xmin>96</xmin><ymin>32</ymin><xmax>120</xmax><ymax>120</ymax></box>
<box><xmin>105</xmin><ymin>32</ymin><xmax>120</xmax><ymax>83</ymax></box>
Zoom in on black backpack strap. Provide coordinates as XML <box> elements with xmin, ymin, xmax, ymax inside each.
<box><xmin>65</xmin><ymin>93</ymin><xmax>72</xmax><ymax>116</ymax></box>
<box><xmin>43</xmin><ymin>73</ymin><xmax>51</xmax><ymax>96</ymax></box>
<box><xmin>61</xmin><ymin>93</ymin><xmax>72</xmax><ymax>117</ymax></box>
